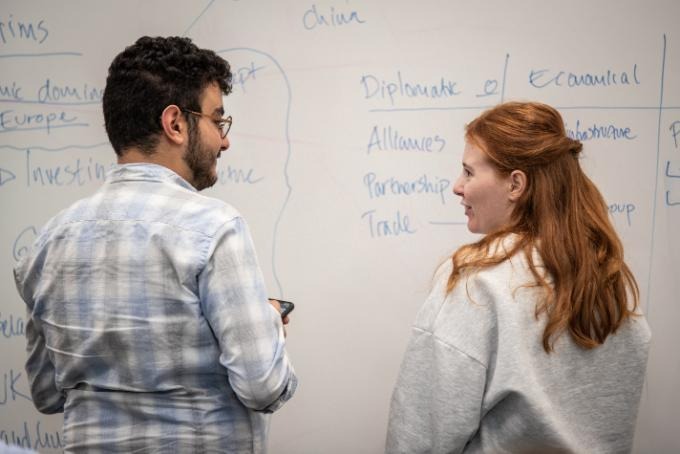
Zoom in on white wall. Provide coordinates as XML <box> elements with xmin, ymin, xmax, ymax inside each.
<box><xmin>1</xmin><ymin>1</ymin><xmax>679</xmax><ymax>452</ymax></box>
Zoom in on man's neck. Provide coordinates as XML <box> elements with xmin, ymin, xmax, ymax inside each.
<box><xmin>117</xmin><ymin>148</ymin><xmax>159</xmax><ymax>165</ymax></box>
<box><xmin>118</xmin><ymin>147</ymin><xmax>193</xmax><ymax>186</ymax></box>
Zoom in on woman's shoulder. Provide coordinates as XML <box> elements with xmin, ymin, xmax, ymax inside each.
<box><xmin>412</xmin><ymin>256</ymin><xmax>509</xmax><ymax>368</ymax></box>
<box><xmin>427</xmin><ymin>242</ymin><xmax>541</xmax><ymax>319</ymax></box>
<box><xmin>422</xmin><ymin>235</ymin><xmax>541</xmax><ymax>316</ymax></box>
<box><xmin>417</xmin><ymin>254</ymin><xmax>511</xmax><ymax>326</ymax></box>
<box><xmin>458</xmin><ymin>235</ymin><xmax>537</xmax><ymax>285</ymax></box>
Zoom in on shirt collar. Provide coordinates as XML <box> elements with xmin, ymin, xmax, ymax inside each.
<box><xmin>106</xmin><ymin>163</ymin><xmax>197</xmax><ymax>192</ymax></box>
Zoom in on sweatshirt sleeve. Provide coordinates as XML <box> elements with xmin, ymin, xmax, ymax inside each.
<box><xmin>385</xmin><ymin>326</ymin><xmax>487</xmax><ymax>454</ymax></box>
<box><xmin>386</xmin><ymin>260</ymin><xmax>498</xmax><ymax>453</ymax></box>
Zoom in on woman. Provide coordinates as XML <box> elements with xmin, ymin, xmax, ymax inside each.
<box><xmin>386</xmin><ymin>102</ymin><xmax>651</xmax><ymax>453</ymax></box>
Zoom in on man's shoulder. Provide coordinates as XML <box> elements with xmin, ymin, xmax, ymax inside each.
<box><xmin>38</xmin><ymin>181</ymin><xmax>244</xmax><ymax>241</ymax></box>
<box><xmin>181</xmin><ymin>191</ymin><xmax>244</xmax><ymax>233</ymax></box>
<box><xmin>39</xmin><ymin>194</ymin><xmax>96</xmax><ymax>234</ymax></box>
<box><xmin>111</xmin><ymin>163</ymin><xmax>245</xmax><ymax>226</ymax></box>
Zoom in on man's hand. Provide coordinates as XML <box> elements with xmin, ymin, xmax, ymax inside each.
<box><xmin>268</xmin><ymin>299</ymin><xmax>289</xmax><ymax>336</ymax></box>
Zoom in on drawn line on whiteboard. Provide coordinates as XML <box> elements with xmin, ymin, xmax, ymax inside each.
<box><xmin>0</xmin><ymin>52</ymin><xmax>83</xmax><ymax>59</ymax></box>
<box><xmin>666</xmin><ymin>191</ymin><xmax>680</xmax><ymax>206</ymax></box>
<box><xmin>0</xmin><ymin>124</ymin><xmax>90</xmax><ymax>134</ymax></box>
<box><xmin>666</xmin><ymin>161</ymin><xmax>680</xmax><ymax>178</ymax></box>
<box><xmin>216</xmin><ymin>47</ymin><xmax>293</xmax><ymax>298</ymax></box>
<box><xmin>182</xmin><ymin>0</ymin><xmax>216</xmax><ymax>36</ymax></box>
<box><xmin>647</xmin><ymin>33</ymin><xmax>667</xmax><ymax>317</ymax></box>
<box><xmin>369</xmin><ymin>105</ymin><xmax>680</xmax><ymax>113</ymax></box>
<box><xmin>0</xmin><ymin>99</ymin><xmax>101</xmax><ymax>106</ymax></box>
<box><xmin>500</xmin><ymin>53</ymin><xmax>509</xmax><ymax>103</ymax></box>
<box><xmin>556</xmin><ymin>106</ymin><xmax>680</xmax><ymax>110</ymax></box>
<box><xmin>369</xmin><ymin>106</ymin><xmax>494</xmax><ymax>113</ymax></box>
<box><xmin>429</xmin><ymin>221</ymin><xmax>467</xmax><ymax>226</ymax></box>
<box><xmin>0</xmin><ymin>143</ymin><xmax>110</xmax><ymax>152</ymax></box>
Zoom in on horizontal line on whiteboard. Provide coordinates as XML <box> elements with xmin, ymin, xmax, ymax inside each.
<box><xmin>556</xmin><ymin>106</ymin><xmax>680</xmax><ymax>110</ymax></box>
<box><xmin>0</xmin><ymin>99</ymin><xmax>101</xmax><ymax>106</ymax></box>
<box><xmin>370</xmin><ymin>105</ymin><xmax>680</xmax><ymax>113</ymax></box>
<box><xmin>0</xmin><ymin>123</ymin><xmax>89</xmax><ymax>133</ymax></box>
<box><xmin>429</xmin><ymin>221</ymin><xmax>468</xmax><ymax>226</ymax></box>
<box><xmin>0</xmin><ymin>142</ymin><xmax>110</xmax><ymax>152</ymax></box>
<box><xmin>0</xmin><ymin>52</ymin><xmax>83</xmax><ymax>59</ymax></box>
<box><xmin>369</xmin><ymin>106</ymin><xmax>493</xmax><ymax>113</ymax></box>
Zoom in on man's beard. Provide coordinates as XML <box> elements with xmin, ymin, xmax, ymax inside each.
<box><xmin>184</xmin><ymin>125</ymin><xmax>218</xmax><ymax>191</ymax></box>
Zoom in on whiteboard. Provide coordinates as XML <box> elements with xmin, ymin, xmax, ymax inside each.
<box><xmin>1</xmin><ymin>1</ymin><xmax>679</xmax><ymax>452</ymax></box>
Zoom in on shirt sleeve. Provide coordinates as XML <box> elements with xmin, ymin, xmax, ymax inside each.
<box><xmin>14</xmin><ymin>267</ymin><xmax>65</xmax><ymax>414</ymax></box>
<box><xmin>385</xmin><ymin>327</ymin><xmax>486</xmax><ymax>453</ymax></box>
<box><xmin>198</xmin><ymin>216</ymin><xmax>297</xmax><ymax>412</ymax></box>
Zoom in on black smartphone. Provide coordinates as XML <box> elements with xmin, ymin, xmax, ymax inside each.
<box><xmin>275</xmin><ymin>299</ymin><xmax>295</xmax><ymax>318</ymax></box>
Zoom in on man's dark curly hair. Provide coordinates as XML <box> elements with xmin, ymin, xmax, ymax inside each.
<box><xmin>103</xmin><ymin>36</ymin><xmax>232</xmax><ymax>156</ymax></box>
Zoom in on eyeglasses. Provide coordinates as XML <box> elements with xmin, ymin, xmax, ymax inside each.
<box><xmin>181</xmin><ymin>108</ymin><xmax>232</xmax><ymax>138</ymax></box>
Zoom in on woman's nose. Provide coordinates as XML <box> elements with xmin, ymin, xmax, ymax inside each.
<box><xmin>453</xmin><ymin>176</ymin><xmax>464</xmax><ymax>197</ymax></box>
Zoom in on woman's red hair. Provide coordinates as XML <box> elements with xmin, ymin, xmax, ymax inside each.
<box><xmin>448</xmin><ymin>102</ymin><xmax>639</xmax><ymax>352</ymax></box>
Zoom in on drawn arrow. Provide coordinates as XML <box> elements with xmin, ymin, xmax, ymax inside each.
<box><xmin>0</xmin><ymin>168</ymin><xmax>16</xmax><ymax>186</ymax></box>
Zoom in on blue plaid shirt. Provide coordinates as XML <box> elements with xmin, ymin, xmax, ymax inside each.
<box><xmin>14</xmin><ymin>163</ymin><xmax>297</xmax><ymax>453</ymax></box>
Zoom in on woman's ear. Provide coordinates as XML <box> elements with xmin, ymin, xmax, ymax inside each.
<box><xmin>160</xmin><ymin>105</ymin><xmax>186</xmax><ymax>145</ymax></box>
<box><xmin>508</xmin><ymin>170</ymin><xmax>527</xmax><ymax>202</ymax></box>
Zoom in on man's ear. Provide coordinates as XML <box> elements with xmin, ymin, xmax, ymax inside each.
<box><xmin>160</xmin><ymin>105</ymin><xmax>186</xmax><ymax>145</ymax></box>
<box><xmin>508</xmin><ymin>170</ymin><xmax>527</xmax><ymax>202</ymax></box>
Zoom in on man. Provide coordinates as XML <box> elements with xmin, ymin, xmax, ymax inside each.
<box><xmin>13</xmin><ymin>36</ymin><xmax>296</xmax><ymax>453</ymax></box>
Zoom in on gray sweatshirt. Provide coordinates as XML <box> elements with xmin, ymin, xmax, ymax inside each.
<box><xmin>386</xmin><ymin>250</ymin><xmax>651</xmax><ymax>454</ymax></box>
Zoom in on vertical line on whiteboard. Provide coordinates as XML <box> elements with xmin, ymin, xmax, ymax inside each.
<box><xmin>270</xmin><ymin>57</ymin><xmax>294</xmax><ymax>298</ymax></box>
<box><xmin>647</xmin><ymin>33</ymin><xmax>667</xmax><ymax>316</ymax></box>
<box><xmin>501</xmin><ymin>53</ymin><xmax>509</xmax><ymax>103</ymax></box>
<box><xmin>182</xmin><ymin>0</ymin><xmax>216</xmax><ymax>36</ymax></box>
<box><xmin>25</xmin><ymin>149</ymin><xmax>30</xmax><ymax>187</ymax></box>
<box><xmin>218</xmin><ymin>48</ymin><xmax>293</xmax><ymax>298</ymax></box>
